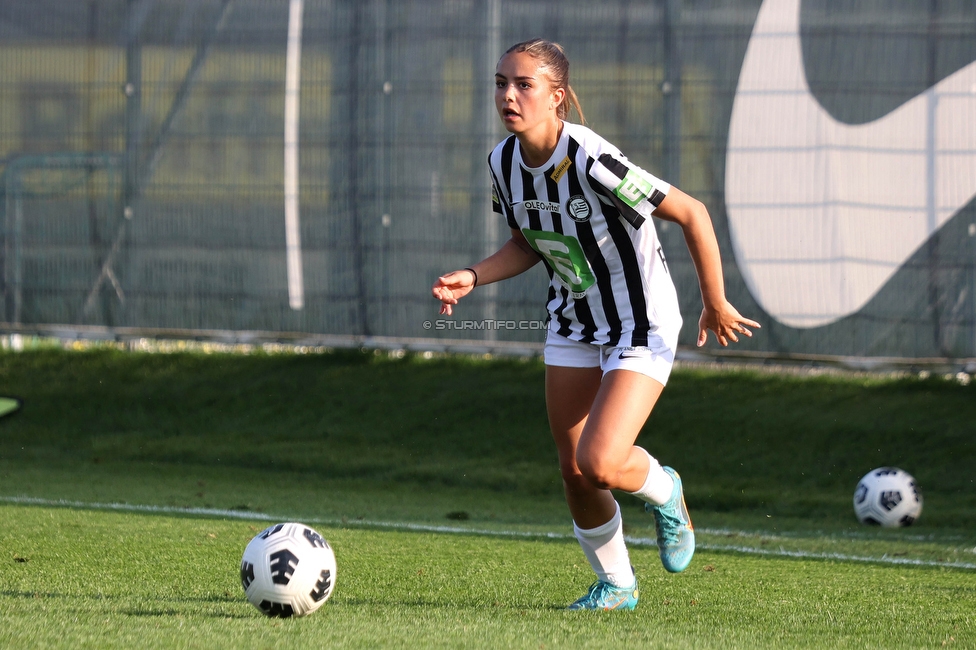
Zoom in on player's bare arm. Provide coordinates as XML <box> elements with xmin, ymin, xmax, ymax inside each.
<box><xmin>432</xmin><ymin>229</ymin><xmax>540</xmax><ymax>316</ymax></box>
<box><xmin>653</xmin><ymin>187</ymin><xmax>761</xmax><ymax>347</ymax></box>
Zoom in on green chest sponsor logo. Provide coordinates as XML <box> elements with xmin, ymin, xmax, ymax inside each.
<box><xmin>521</xmin><ymin>229</ymin><xmax>595</xmax><ymax>298</ymax></box>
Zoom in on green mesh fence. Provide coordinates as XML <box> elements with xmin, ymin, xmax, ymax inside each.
<box><xmin>1</xmin><ymin>0</ymin><xmax>975</xmax><ymax>358</ymax></box>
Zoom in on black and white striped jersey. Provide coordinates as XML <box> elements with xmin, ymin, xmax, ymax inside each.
<box><xmin>489</xmin><ymin>122</ymin><xmax>682</xmax><ymax>347</ymax></box>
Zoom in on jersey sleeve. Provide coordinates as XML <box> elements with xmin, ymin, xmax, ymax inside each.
<box><xmin>489</xmin><ymin>172</ymin><xmax>518</xmax><ymax>230</ymax></box>
<box><xmin>586</xmin><ymin>151</ymin><xmax>671</xmax><ymax>229</ymax></box>
<box><xmin>491</xmin><ymin>178</ymin><xmax>503</xmax><ymax>215</ymax></box>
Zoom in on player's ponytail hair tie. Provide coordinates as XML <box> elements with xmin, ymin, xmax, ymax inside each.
<box><xmin>464</xmin><ymin>267</ymin><xmax>479</xmax><ymax>287</ymax></box>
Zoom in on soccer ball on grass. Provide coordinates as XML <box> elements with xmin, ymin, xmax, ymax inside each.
<box><xmin>853</xmin><ymin>467</ymin><xmax>922</xmax><ymax>527</ymax></box>
<box><xmin>240</xmin><ymin>522</ymin><xmax>337</xmax><ymax>617</ymax></box>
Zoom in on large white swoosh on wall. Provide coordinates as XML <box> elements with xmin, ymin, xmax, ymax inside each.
<box><xmin>726</xmin><ymin>0</ymin><xmax>976</xmax><ymax>328</ymax></box>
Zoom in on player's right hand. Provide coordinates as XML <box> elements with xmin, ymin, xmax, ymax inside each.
<box><xmin>431</xmin><ymin>270</ymin><xmax>476</xmax><ymax>316</ymax></box>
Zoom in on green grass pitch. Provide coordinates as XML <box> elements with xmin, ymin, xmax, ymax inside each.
<box><xmin>0</xmin><ymin>345</ymin><xmax>974</xmax><ymax>648</ymax></box>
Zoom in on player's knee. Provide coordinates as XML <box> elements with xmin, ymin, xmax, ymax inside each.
<box><xmin>558</xmin><ymin>456</ymin><xmax>584</xmax><ymax>483</ymax></box>
<box><xmin>560</xmin><ymin>470</ymin><xmax>591</xmax><ymax>496</ymax></box>
<box><xmin>575</xmin><ymin>450</ymin><xmax>620</xmax><ymax>490</ymax></box>
<box><xmin>556</xmin><ymin>459</ymin><xmax>604</xmax><ymax>497</ymax></box>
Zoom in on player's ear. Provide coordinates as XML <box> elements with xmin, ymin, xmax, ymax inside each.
<box><xmin>551</xmin><ymin>87</ymin><xmax>566</xmax><ymax>111</ymax></box>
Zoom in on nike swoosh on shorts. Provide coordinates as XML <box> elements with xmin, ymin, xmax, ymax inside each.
<box><xmin>617</xmin><ymin>353</ymin><xmax>644</xmax><ymax>360</ymax></box>
<box><xmin>725</xmin><ymin>0</ymin><xmax>976</xmax><ymax>328</ymax></box>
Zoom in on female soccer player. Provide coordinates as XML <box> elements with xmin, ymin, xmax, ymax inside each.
<box><xmin>432</xmin><ymin>38</ymin><xmax>759</xmax><ymax>611</ymax></box>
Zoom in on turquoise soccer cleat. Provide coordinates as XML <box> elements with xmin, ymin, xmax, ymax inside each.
<box><xmin>565</xmin><ymin>579</ymin><xmax>639</xmax><ymax>611</ymax></box>
<box><xmin>646</xmin><ymin>466</ymin><xmax>695</xmax><ymax>573</ymax></box>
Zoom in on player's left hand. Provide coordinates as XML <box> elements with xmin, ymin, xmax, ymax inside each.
<box><xmin>698</xmin><ymin>301</ymin><xmax>760</xmax><ymax>347</ymax></box>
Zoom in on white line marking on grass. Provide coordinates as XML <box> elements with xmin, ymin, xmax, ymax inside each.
<box><xmin>626</xmin><ymin>535</ymin><xmax>976</xmax><ymax>570</ymax></box>
<box><xmin>702</xmin><ymin>544</ymin><xmax>976</xmax><ymax>570</ymax></box>
<box><xmin>1</xmin><ymin>495</ymin><xmax>276</xmax><ymax>520</ymax></box>
<box><xmin>3</xmin><ymin>496</ymin><xmax>974</xmax><ymax>570</ymax></box>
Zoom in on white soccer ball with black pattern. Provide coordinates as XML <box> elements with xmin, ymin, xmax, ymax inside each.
<box><xmin>853</xmin><ymin>467</ymin><xmax>923</xmax><ymax>527</ymax></box>
<box><xmin>240</xmin><ymin>522</ymin><xmax>337</xmax><ymax>617</ymax></box>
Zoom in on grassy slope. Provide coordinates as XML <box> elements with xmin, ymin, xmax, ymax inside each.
<box><xmin>0</xmin><ymin>346</ymin><xmax>973</xmax><ymax>533</ymax></box>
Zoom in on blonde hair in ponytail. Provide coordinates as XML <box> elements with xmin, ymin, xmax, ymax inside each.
<box><xmin>503</xmin><ymin>38</ymin><xmax>585</xmax><ymax>125</ymax></box>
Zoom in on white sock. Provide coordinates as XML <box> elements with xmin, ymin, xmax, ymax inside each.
<box><xmin>573</xmin><ymin>501</ymin><xmax>635</xmax><ymax>589</ymax></box>
<box><xmin>627</xmin><ymin>447</ymin><xmax>674</xmax><ymax>506</ymax></box>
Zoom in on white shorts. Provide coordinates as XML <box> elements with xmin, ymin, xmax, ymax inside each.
<box><xmin>543</xmin><ymin>332</ymin><xmax>677</xmax><ymax>386</ymax></box>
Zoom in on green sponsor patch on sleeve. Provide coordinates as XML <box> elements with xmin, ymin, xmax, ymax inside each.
<box><xmin>613</xmin><ymin>169</ymin><xmax>654</xmax><ymax>208</ymax></box>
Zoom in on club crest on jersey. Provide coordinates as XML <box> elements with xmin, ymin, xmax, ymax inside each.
<box><xmin>567</xmin><ymin>195</ymin><xmax>591</xmax><ymax>222</ymax></box>
<box><xmin>521</xmin><ymin>200</ymin><xmax>561</xmax><ymax>214</ymax></box>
